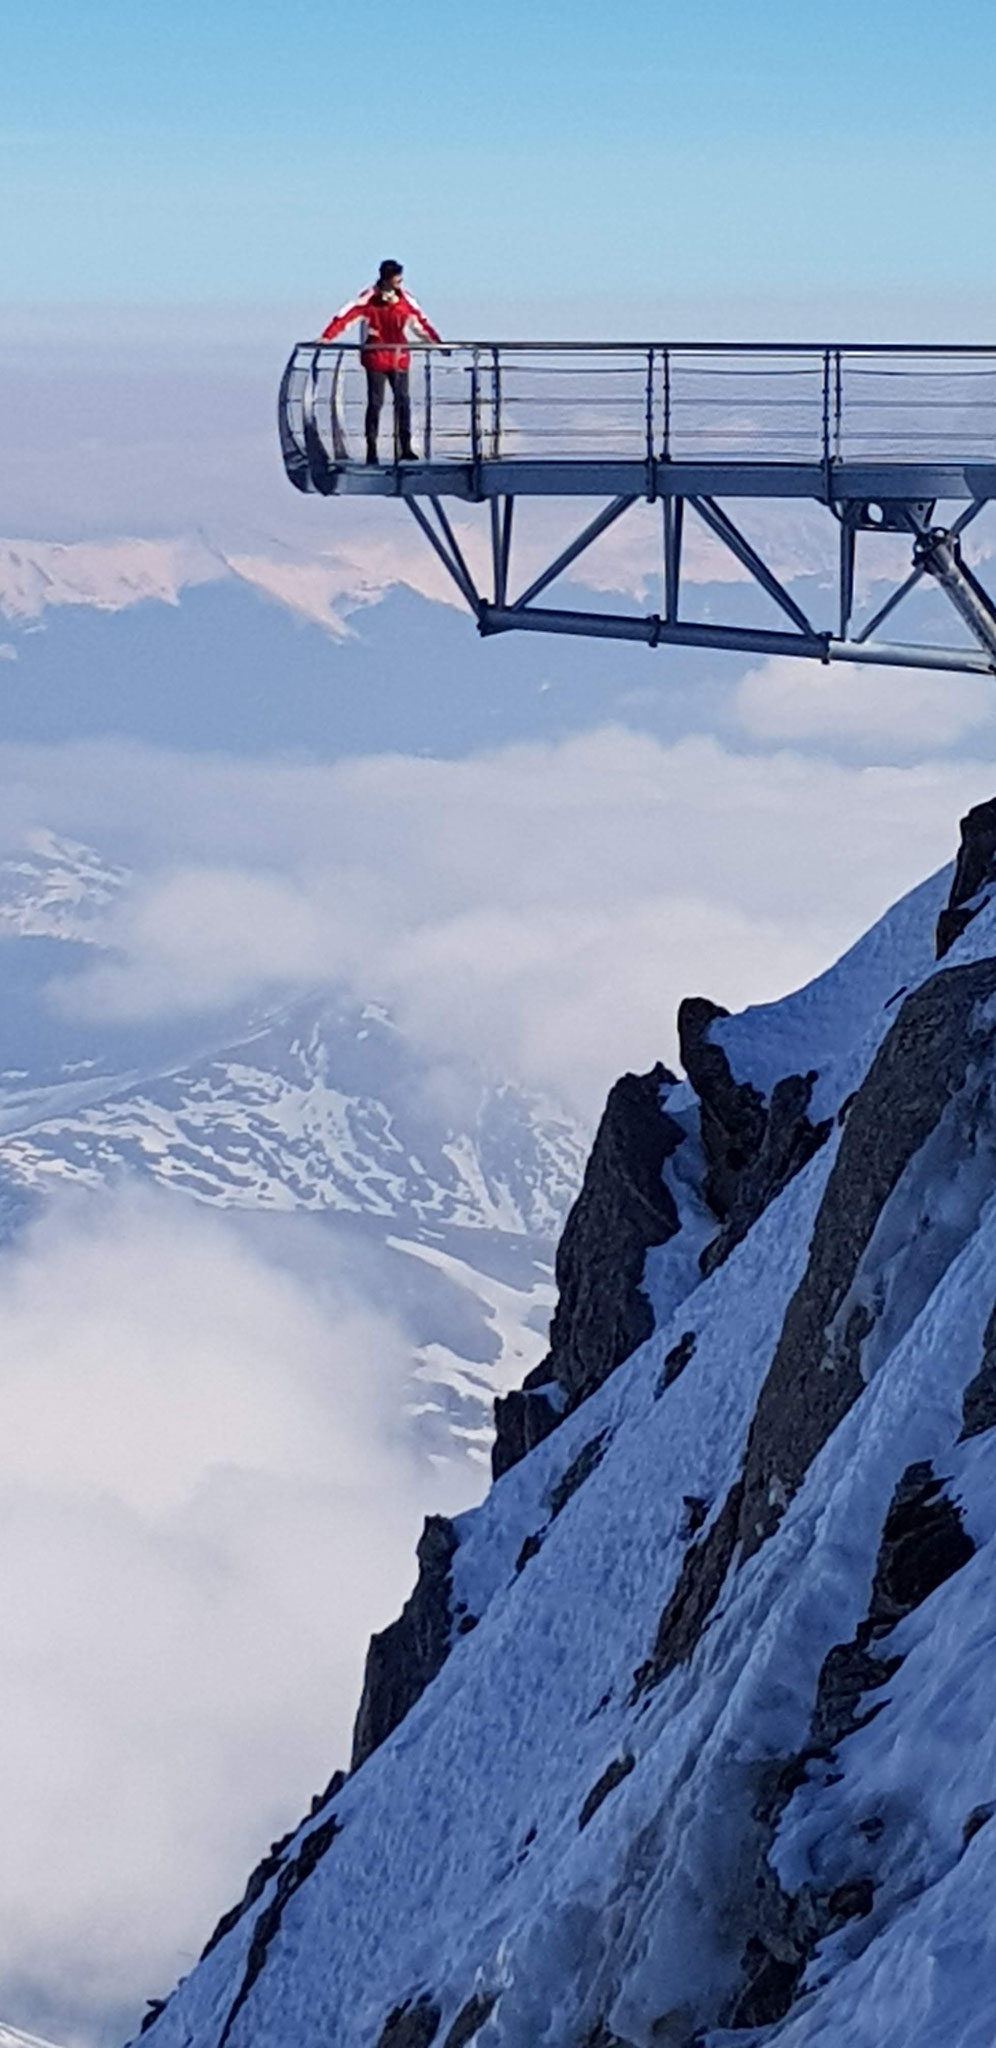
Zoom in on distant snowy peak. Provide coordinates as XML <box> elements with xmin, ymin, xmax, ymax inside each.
<box><xmin>0</xmin><ymin>829</ymin><xmax>129</xmax><ymax>939</ymax></box>
<box><xmin>0</xmin><ymin>536</ymin><xmax>221</xmax><ymax>622</ymax></box>
<box><xmin>0</xmin><ymin>995</ymin><xmax>585</xmax><ymax>1236</ymax></box>
<box><xmin>0</xmin><ymin>534</ymin><xmax>404</xmax><ymax>636</ymax></box>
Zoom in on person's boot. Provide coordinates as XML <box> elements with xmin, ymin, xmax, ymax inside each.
<box><xmin>399</xmin><ymin>444</ymin><xmax>418</xmax><ymax>461</ymax></box>
<box><xmin>365</xmin><ymin>438</ymin><xmax>379</xmax><ymax>466</ymax></box>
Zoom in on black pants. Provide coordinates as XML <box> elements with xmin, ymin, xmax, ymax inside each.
<box><xmin>365</xmin><ymin>367</ymin><xmax>412</xmax><ymax>454</ymax></box>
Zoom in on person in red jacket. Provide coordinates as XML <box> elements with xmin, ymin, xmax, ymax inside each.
<box><xmin>320</xmin><ymin>260</ymin><xmax>442</xmax><ymax>464</ymax></box>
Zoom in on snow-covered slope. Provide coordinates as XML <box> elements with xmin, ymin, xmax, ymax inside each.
<box><xmin>132</xmin><ymin>799</ymin><xmax>996</xmax><ymax>2048</ymax></box>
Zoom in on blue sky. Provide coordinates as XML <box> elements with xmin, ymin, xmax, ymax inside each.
<box><xmin>4</xmin><ymin>0</ymin><xmax>996</xmax><ymax>330</ymax></box>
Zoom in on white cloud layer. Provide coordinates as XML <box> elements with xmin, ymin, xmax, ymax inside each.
<box><xmin>0</xmin><ymin>1190</ymin><xmax>476</xmax><ymax>2043</ymax></box>
<box><xmin>5</xmin><ymin>728</ymin><xmax>992</xmax><ymax>1115</ymax></box>
<box><xmin>736</xmin><ymin>655</ymin><xmax>996</xmax><ymax>750</ymax></box>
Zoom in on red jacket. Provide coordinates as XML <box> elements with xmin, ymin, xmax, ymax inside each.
<box><xmin>320</xmin><ymin>285</ymin><xmax>441</xmax><ymax>372</ymax></box>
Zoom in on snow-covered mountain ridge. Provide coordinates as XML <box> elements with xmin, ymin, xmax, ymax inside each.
<box><xmin>0</xmin><ymin>833</ymin><xmax>587</xmax><ymax>1465</ymax></box>
<box><xmin>135</xmin><ymin>796</ymin><xmax>996</xmax><ymax>2048</ymax></box>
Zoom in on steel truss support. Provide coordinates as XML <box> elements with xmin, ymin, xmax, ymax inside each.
<box><xmin>408</xmin><ymin>490</ymin><xmax>996</xmax><ymax>677</ymax></box>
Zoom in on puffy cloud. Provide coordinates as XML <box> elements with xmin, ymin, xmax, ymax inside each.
<box><xmin>0</xmin><ymin>1189</ymin><xmax>478</xmax><ymax>2043</ymax></box>
<box><xmin>15</xmin><ymin>728</ymin><xmax>996</xmax><ymax>1114</ymax></box>
<box><xmin>735</xmin><ymin>655</ymin><xmax>996</xmax><ymax>750</ymax></box>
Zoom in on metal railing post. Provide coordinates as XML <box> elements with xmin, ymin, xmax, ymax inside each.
<box><xmin>470</xmin><ymin>347</ymin><xmax>482</xmax><ymax>491</ymax></box>
<box><xmin>662</xmin><ymin>347</ymin><xmax>672</xmax><ymax>463</ymax></box>
<box><xmin>834</xmin><ymin>347</ymin><xmax>843</xmax><ymax>461</ymax></box>
<box><xmin>424</xmin><ymin>352</ymin><xmax>433</xmax><ymax>461</ymax></box>
<box><xmin>645</xmin><ymin>346</ymin><xmax>656</xmax><ymax>496</ymax></box>
<box><xmin>491</xmin><ymin>345</ymin><xmax>502</xmax><ymax>459</ymax></box>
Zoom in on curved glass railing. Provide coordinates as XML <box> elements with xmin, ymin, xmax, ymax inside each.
<box><xmin>279</xmin><ymin>342</ymin><xmax>996</xmax><ymax>489</ymax></box>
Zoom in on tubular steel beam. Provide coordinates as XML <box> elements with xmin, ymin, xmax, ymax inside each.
<box><xmin>688</xmin><ymin>497</ymin><xmax>816</xmax><ymax>634</ymax></box>
<box><xmin>406</xmin><ymin>499</ymin><xmax>482</xmax><ymax>614</ymax></box>
<box><xmin>477</xmin><ymin>604</ymin><xmax>996</xmax><ymax>674</ymax></box>
<box><xmin>914</xmin><ymin>529</ymin><xmax>996</xmax><ymax>662</ymax></box>
<box><xmin>851</xmin><ymin>498</ymin><xmax>987</xmax><ymax>644</ymax></box>
<box><xmin>509</xmin><ymin>496</ymin><xmax>637</xmax><ymax>611</ymax></box>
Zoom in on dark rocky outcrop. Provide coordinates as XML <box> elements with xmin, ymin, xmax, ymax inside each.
<box><xmin>720</xmin><ymin>1460</ymin><xmax>974</xmax><ymax>2031</ymax></box>
<box><xmin>633</xmin><ymin>1482</ymin><xmax>744</xmax><ymax>1696</ymax></box>
<box><xmin>492</xmin><ymin>1065</ymin><xmax>685</xmax><ymax>1481</ymax></box>
<box><xmin>736</xmin><ymin>958</ymin><xmax>996</xmax><ymax>1563</ymax></box>
<box><xmin>216</xmin><ymin>1812</ymin><xmax>342</xmax><ymax>2047</ymax></box>
<box><xmin>866</xmin><ymin>1460</ymin><xmax>975</xmax><ymax>1628</ymax></box>
<box><xmin>442</xmin><ymin>1991</ymin><xmax>497</xmax><ymax>2046</ymax></box>
<box><xmin>549</xmin><ymin>1431</ymin><xmax>609</xmax><ymax>1519</ymax></box>
<box><xmin>655</xmin><ymin>1328</ymin><xmax>696</xmax><ymax>1396</ymax></box>
<box><xmin>637</xmin><ymin>958</ymin><xmax>996</xmax><ymax>1696</ymax></box>
<box><xmin>678</xmin><ymin>998</ymin><xmax>766</xmax><ymax>1219</ymax></box>
<box><xmin>492</xmin><ymin>1367</ymin><xmax>564</xmax><ymax>1480</ymax></box>
<box><xmin>936</xmin><ymin>795</ymin><xmax>996</xmax><ymax>956</ymax></box>
<box><xmin>960</xmin><ymin>1300</ymin><xmax>996</xmax><ymax>1439</ymax></box>
<box><xmin>199</xmin><ymin>1827</ymin><xmax>295</xmax><ymax>1961</ymax></box>
<box><xmin>963</xmin><ymin>1802</ymin><xmax>995</xmax><ymax>1846</ymax></box>
<box><xmin>700</xmin><ymin>1071</ymin><xmax>832</xmax><ymax>1277</ymax></box>
<box><xmin>351</xmin><ymin>1516</ymin><xmax>458</xmax><ymax>1772</ymax></box>
<box><xmin>678</xmin><ymin>998</ymin><xmax>831</xmax><ymax>1276</ymax></box>
<box><xmin>376</xmin><ymin>1996</ymin><xmax>442</xmax><ymax>2048</ymax></box>
<box><xmin>578</xmin><ymin>1752</ymin><xmax>635</xmax><ymax>1830</ymax></box>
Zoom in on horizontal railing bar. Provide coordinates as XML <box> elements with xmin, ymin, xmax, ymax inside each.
<box><xmin>294</xmin><ymin>339</ymin><xmax>996</xmax><ymax>356</ymax></box>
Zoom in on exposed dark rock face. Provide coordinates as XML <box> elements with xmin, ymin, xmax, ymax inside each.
<box><xmin>515</xmin><ymin>1531</ymin><xmax>543</xmax><ymax>1575</ymax></box>
<box><xmin>442</xmin><ymin>1991</ymin><xmax>497</xmax><ymax>2046</ymax></box>
<box><xmin>960</xmin><ymin>1301</ymin><xmax>996</xmax><ymax>1439</ymax></box>
<box><xmin>309</xmin><ymin>1766</ymin><xmax>347</xmax><ymax>1818</ymax></box>
<box><xmin>633</xmin><ymin>1482</ymin><xmax>744</xmax><ymax>1697</ymax></box>
<box><xmin>656</xmin><ymin>1329</ymin><xmax>696</xmax><ymax>1396</ymax></box>
<box><xmin>492</xmin><ymin>1064</ymin><xmax>684</xmax><ymax>1478</ymax></box>
<box><xmin>491</xmin><ymin>1377</ymin><xmax>563</xmax><ymax>1480</ymax></box>
<box><xmin>636</xmin><ymin>960</ymin><xmax>996</xmax><ymax>1702</ymax></box>
<box><xmin>376</xmin><ymin>1996</ymin><xmax>442</xmax><ymax>2048</ymax></box>
<box><xmin>720</xmin><ymin>1460</ymin><xmax>975</xmax><ymax>2031</ymax></box>
<box><xmin>868</xmin><ymin>1461</ymin><xmax>975</xmax><ymax>1627</ymax></box>
<box><xmin>936</xmin><ymin>795</ymin><xmax>996</xmax><ymax>957</ymax></box>
<box><xmin>678</xmin><ymin>998</ymin><xmax>766</xmax><ymax>1219</ymax></box>
<box><xmin>200</xmin><ymin>1827</ymin><xmax>294</xmax><ymax>1961</ymax></box>
<box><xmin>549</xmin><ymin>1431</ymin><xmax>609</xmax><ymax>1519</ymax></box>
<box><xmin>351</xmin><ymin>1516</ymin><xmax>458</xmax><ymax>1772</ymax></box>
<box><xmin>679</xmin><ymin>1495</ymin><xmax>708</xmax><ymax>1539</ymax></box>
<box><xmin>678</xmin><ymin>998</ymin><xmax>831</xmax><ymax>1276</ymax></box>
<box><xmin>216</xmin><ymin>1813</ymin><xmax>342</xmax><ymax>2046</ymax></box>
<box><xmin>736</xmin><ymin>958</ymin><xmax>996</xmax><ymax>1563</ymax></box>
<box><xmin>700</xmin><ymin>1072</ymin><xmax>832</xmax><ymax>1277</ymax></box>
<box><xmin>578</xmin><ymin>1752</ymin><xmax>635</xmax><ymax>1830</ymax></box>
<box><xmin>963</xmin><ymin>1803</ymin><xmax>995</xmax><ymax>1845</ymax></box>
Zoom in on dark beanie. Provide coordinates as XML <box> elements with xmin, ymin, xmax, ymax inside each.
<box><xmin>378</xmin><ymin>259</ymin><xmax>403</xmax><ymax>281</ymax></box>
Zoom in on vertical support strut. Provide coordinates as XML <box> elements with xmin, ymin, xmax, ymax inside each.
<box><xmin>839</xmin><ymin>520</ymin><xmax>855</xmax><ymax>639</ymax></box>
<box><xmin>489</xmin><ymin>497</ymin><xmax>515</xmax><ymax>608</ymax></box>
<box><xmin>664</xmin><ymin>497</ymin><xmax>683</xmax><ymax>624</ymax></box>
<box><xmin>498</xmin><ymin>497</ymin><xmax>513</xmax><ymax>608</ymax></box>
